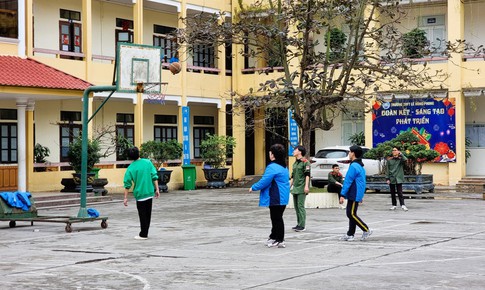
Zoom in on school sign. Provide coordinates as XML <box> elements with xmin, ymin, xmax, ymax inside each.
<box><xmin>372</xmin><ymin>97</ymin><xmax>456</xmax><ymax>162</ymax></box>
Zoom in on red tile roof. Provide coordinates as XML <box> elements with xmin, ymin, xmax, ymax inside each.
<box><xmin>0</xmin><ymin>56</ymin><xmax>92</xmax><ymax>90</ymax></box>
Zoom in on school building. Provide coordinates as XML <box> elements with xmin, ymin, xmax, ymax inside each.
<box><xmin>0</xmin><ymin>0</ymin><xmax>484</xmax><ymax>192</ymax></box>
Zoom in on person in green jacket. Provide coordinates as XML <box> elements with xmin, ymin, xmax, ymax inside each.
<box><xmin>123</xmin><ymin>147</ymin><xmax>160</xmax><ymax>240</ymax></box>
<box><xmin>290</xmin><ymin>145</ymin><xmax>310</xmax><ymax>232</ymax></box>
<box><xmin>386</xmin><ymin>147</ymin><xmax>408</xmax><ymax>211</ymax></box>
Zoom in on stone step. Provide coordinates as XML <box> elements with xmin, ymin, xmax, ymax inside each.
<box><xmin>458</xmin><ymin>178</ymin><xmax>485</xmax><ymax>183</ymax></box>
<box><xmin>456</xmin><ymin>183</ymin><xmax>484</xmax><ymax>193</ymax></box>
<box><xmin>33</xmin><ymin>193</ymin><xmax>81</xmax><ymax>201</ymax></box>
<box><xmin>433</xmin><ymin>186</ymin><xmax>457</xmax><ymax>193</ymax></box>
<box><xmin>230</xmin><ymin>175</ymin><xmax>262</xmax><ymax>188</ymax></box>
<box><xmin>32</xmin><ymin>193</ymin><xmax>114</xmax><ymax>209</ymax></box>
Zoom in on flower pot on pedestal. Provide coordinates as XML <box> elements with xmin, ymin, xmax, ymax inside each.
<box><xmin>157</xmin><ymin>169</ymin><xmax>173</xmax><ymax>193</ymax></box>
<box><xmin>203</xmin><ymin>168</ymin><xmax>229</xmax><ymax>188</ymax></box>
<box><xmin>366</xmin><ymin>174</ymin><xmax>434</xmax><ymax>194</ymax></box>
<box><xmin>72</xmin><ymin>173</ymin><xmax>96</xmax><ymax>192</ymax></box>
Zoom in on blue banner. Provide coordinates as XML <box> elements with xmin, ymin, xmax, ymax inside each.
<box><xmin>288</xmin><ymin>109</ymin><xmax>299</xmax><ymax>156</ymax></box>
<box><xmin>182</xmin><ymin>106</ymin><xmax>191</xmax><ymax>165</ymax></box>
<box><xmin>372</xmin><ymin>97</ymin><xmax>456</xmax><ymax>162</ymax></box>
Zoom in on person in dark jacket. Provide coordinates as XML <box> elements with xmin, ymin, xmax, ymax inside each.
<box><xmin>328</xmin><ymin>164</ymin><xmax>345</xmax><ymax>209</ymax></box>
<box><xmin>249</xmin><ymin>144</ymin><xmax>290</xmax><ymax>248</ymax></box>
<box><xmin>339</xmin><ymin>145</ymin><xmax>372</xmax><ymax>241</ymax></box>
<box><xmin>387</xmin><ymin>147</ymin><xmax>408</xmax><ymax>211</ymax></box>
<box><xmin>327</xmin><ymin>164</ymin><xmax>343</xmax><ymax>197</ymax></box>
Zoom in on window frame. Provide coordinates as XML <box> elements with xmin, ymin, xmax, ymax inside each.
<box><xmin>59</xmin><ymin>124</ymin><xmax>81</xmax><ymax>162</ymax></box>
<box><xmin>0</xmin><ymin>123</ymin><xmax>17</xmax><ymax>164</ymax></box>
<box><xmin>193</xmin><ymin>127</ymin><xmax>215</xmax><ymax>158</ymax></box>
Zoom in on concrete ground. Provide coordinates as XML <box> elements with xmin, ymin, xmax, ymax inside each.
<box><xmin>1</xmin><ymin>188</ymin><xmax>485</xmax><ymax>289</ymax></box>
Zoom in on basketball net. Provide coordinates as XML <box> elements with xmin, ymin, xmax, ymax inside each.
<box><xmin>142</xmin><ymin>82</ymin><xmax>168</xmax><ymax>105</ymax></box>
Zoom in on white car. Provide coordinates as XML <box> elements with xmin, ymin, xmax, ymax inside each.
<box><xmin>310</xmin><ymin>146</ymin><xmax>380</xmax><ymax>188</ymax></box>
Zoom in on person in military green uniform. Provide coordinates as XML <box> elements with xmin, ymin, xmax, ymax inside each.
<box><xmin>327</xmin><ymin>164</ymin><xmax>343</xmax><ymax>198</ymax></box>
<box><xmin>386</xmin><ymin>147</ymin><xmax>408</xmax><ymax>211</ymax></box>
<box><xmin>290</xmin><ymin>145</ymin><xmax>310</xmax><ymax>232</ymax></box>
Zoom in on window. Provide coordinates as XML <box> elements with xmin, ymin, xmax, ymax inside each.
<box><xmin>61</xmin><ymin>111</ymin><xmax>81</xmax><ymax>122</ymax></box>
<box><xmin>116</xmin><ymin>18</ymin><xmax>133</xmax><ymax>45</ymax></box>
<box><xmin>193</xmin><ymin>127</ymin><xmax>215</xmax><ymax>158</ymax></box>
<box><xmin>466</xmin><ymin>124</ymin><xmax>485</xmax><ymax>147</ymax></box>
<box><xmin>116</xmin><ymin>125</ymin><xmax>134</xmax><ymax>160</ymax></box>
<box><xmin>0</xmin><ymin>0</ymin><xmax>18</xmax><ymax>38</ymax></box>
<box><xmin>0</xmin><ymin>109</ymin><xmax>17</xmax><ymax>120</ymax></box>
<box><xmin>116</xmin><ymin>113</ymin><xmax>134</xmax><ymax>160</ymax></box>
<box><xmin>153</xmin><ymin>25</ymin><xmax>177</xmax><ymax>63</ymax></box>
<box><xmin>154</xmin><ymin>114</ymin><xmax>177</xmax><ymax>142</ymax></box>
<box><xmin>59</xmin><ymin>9</ymin><xmax>82</xmax><ymax>58</ymax></box>
<box><xmin>193</xmin><ymin>115</ymin><xmax>215</xmax><ymax>158</ymax></box>
<box><xmin>419</xmin><ymin>15</ymin><xmax>446</xmax><ymax>55</ymax></box>
<box><xmin>226</xmin><ymin>105</ymin><xmax>233</xmax><ymax>159</ymax></box>
<box><xmin>154</xmin><ymin>127</ymin><xmax>177</xmax><ymax>142</ymax></box>
<box><xmin>0</xmin><ymin>123</ymin><xmax>17</xmax><ymax>163</ymax></box>
<box><xmin>60</xmin><ymin>124</ymin><xmax>81</xmax><ymax>162</ymax></box>
<box><xmin>193</xmin><ymin>44</ymin><xmax>215</xmax><ymax>68</ymax></box>
<box><xmin>194</xmin><ymin>116</ymin><xmax>214</xmax><ymax>125</ymax></box>
<box><xmin>59</xmin><ymin>111</ymin><xmax>81</xmax><ymax>162</ymax></box>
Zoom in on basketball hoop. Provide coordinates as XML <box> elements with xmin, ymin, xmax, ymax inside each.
<box><xmin>145</xmin><ymin>82</ymin><xmax>168</xmax><ymax>105</ymax></box>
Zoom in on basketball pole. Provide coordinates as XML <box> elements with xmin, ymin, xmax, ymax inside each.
<box><xmin>78</xmin><ymin>85</ymin><xmax>117</xmax><ymax>218</ymax></box>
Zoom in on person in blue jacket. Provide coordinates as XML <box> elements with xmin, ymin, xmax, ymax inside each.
<box><xmin>249</xmin><ymin>144</ymin><xmax>290</xmax><ymax>248</ymax></box>
<box><xmin>339</xmin><ymin>145</ymin><xmax>373</xmax><ymax>241</ymax></box>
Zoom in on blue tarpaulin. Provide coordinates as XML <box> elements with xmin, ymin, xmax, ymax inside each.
<box><xmin>0</xmin><ymin>192</ymin><xmax>32</xmax><ymax>211</ymax></box>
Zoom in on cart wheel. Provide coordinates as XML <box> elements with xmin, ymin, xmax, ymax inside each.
<box><xmin>101</xmin><ymin>220</ymin><xmax>108</xmax><ymax>229</ymax></box>
<box><xmin>9</xmin><ymin>220</ymin><xmax>16</xmax><ymax>228</ymax></box>
<box><xmin>65</xmin><ymin>223</ymin><xmax>72</xmax><ymax>233</ymax></box>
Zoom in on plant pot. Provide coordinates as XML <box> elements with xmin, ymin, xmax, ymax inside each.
<box><xmin>72</xmin><ymin>173</ymin><xmax>96</xmax><ymax>192</ymax></box>
<box><xmin>61</xmin><ymin>178</ymin><xmax>77</xmax><ymax>192</ymax></box>
<box><xmin>366</xmin><ymin>174</ymin><xmax>434</xmax><ymax>194</ymax></box>
<box><xmin>92</xmin><ymin>178</ymin><xmax>109</xmax><ymax>196</ymax></box>
<box><xmin>202</xmin><ymin>168</ymin><xmax>229</xmax><ymax>189</ymax></box>
<box><xmin>157</xmin><ymin>169</ymin><xmax>173</xmax><ymax>193</ymax></box>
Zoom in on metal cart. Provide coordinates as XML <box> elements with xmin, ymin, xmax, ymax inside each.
<box><xmin>0</xmin><ymin>195</ymin><xmax>108</xmax><ymax>233</ymax></box>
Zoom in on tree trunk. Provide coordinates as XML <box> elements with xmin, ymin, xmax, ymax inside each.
<box><xmin>300</xmin><ymin>121</ymin><xmax>312</xmax><ymax>158</ymax></box>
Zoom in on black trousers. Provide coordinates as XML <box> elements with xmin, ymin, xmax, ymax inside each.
<box><xmin>346</xmin><ymin>200</ymin><xmax>369</xmax><ymax>236</ymax></box>
<box><xmin>136</xmin><ymin>198</ymin><xmax>153</xmax><ymax>238</ymax></box>
<box><xmin>269</xmin><ymin>205</ymin><xmax>286</xmax><ymax>242</ymax></box>
<box><xmin>327</xmin><ymin>184</ymin><xmax>342</xmax><ymax>198</ymax></box>
<box><xmin>390</xmin><ymin>183</ymin><xmax>405</xmax><ymax>206</ymax></box>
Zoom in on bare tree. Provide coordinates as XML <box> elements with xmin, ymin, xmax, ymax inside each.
<box><xmin>177</xmin><ymin>0</ymin><xmax>477</xmax><ymax>155</ymax></box>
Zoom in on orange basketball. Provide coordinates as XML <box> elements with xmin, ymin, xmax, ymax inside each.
<box><xmin>169</xmin><ymin>62</ymin><xmax>182</xmax><ymax>74</ymax></box>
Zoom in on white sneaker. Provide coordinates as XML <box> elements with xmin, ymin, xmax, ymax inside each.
<box><xmin>134</xmin><ymin>236</ymin><xmax>148</xmax><ymax>240</ymax></box>
<box><xmin>268</xmin><ymin>241</ymin><xmax>285</xmax><ymax>248</ymax></box>
<box><xmin>266</xmin><ymin>239</ymin><xmax>276</xmax><ymax>247</ymax></box>
<box><xmin>361</xmin><ymin>229</ymin><xmax>373</xmax><ymax>241</ymax></box>
<box><xmin>389</xmin><ymin>206</ymin><xmax>397</xmax><ymax>210</ymax></box>
<box><xmin>339</xmin><ymin>234</ymin><xmax>355</xmax><ymax>241</ymax></box>
<box><xmin>402</xmin><ymin>205</ymin><xmax>408</xmax><ymax>211</ymax></box>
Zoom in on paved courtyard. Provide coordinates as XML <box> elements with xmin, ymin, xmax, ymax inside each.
<box><xmin>1</xmin><ymin>188</ymin><xmax>485</xmax><ymax>289</ymax></box>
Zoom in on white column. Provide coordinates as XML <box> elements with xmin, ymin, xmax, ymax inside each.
<box><xmin>17</xmin><ymin>0</ymin><xmax>26</xmax><ymax>56</ymax></box>
<box><xmin>17</xmin><ymin>102</ymin><xmax>27</xmax><ymax>192</ymax></box>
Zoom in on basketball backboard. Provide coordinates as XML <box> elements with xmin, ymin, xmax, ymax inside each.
<box><xmin>116</xmin><ymin>43</ymin><xmax>162</xmax><ymax>94</ymax></box>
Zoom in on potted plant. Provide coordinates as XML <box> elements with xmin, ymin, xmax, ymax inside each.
<box><xmin>140</xmin><ymin>139</ymin><xmax>183</xmax><ymax>192</ymax></box>
<box><xmin>200</xmin><ymin>134</ymin><xmax>236</xmax><ymax>188</ymax></box>
<box><xmin>364</xmin><ymin>131</ymin><xmax>439</xmax><ymax>194</ymax></box>
<box><xmin>34</xmin><ymin>143</ymin><xmax>50</xmax><ymax>172</ymax></box>
<box><xmin>64</xmin><ymin>137</ymin><xmax>102</xmax><ymax>192</ymax></box>
<box><xmin>402</xmin><ymin>28</ymin><xmax>429</xmax><ymax>58</ymax></box>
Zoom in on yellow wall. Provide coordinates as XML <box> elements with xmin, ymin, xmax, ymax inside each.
<box><xmin>0</xmin><ymin>41</ymin><xmax>18</xmax><ymax>55</ymax></box>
